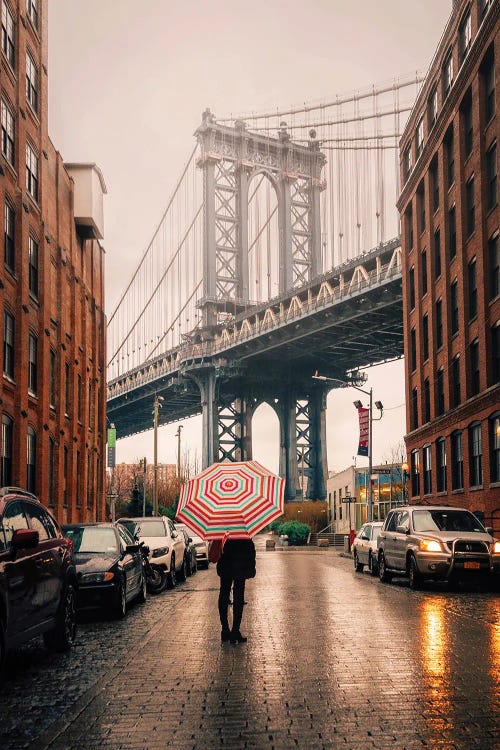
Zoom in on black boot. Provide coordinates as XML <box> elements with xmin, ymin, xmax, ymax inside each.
<box><xmin>230</xmin><ymin>630</ymin><xmax>247</xmax><ymax>644</ymax></box>
<box><xmin>221</xmin><ymin>627</ymin><xmax>231</xmax><ymax>642</ymax></box>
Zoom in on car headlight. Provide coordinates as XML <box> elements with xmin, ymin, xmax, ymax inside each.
<box><xmin>151</xmin><ymin>546</ymin><xmax>168</xmax><ymax>558</ymax></box>
<box><xmin>419</xmin><ymin>539</ymin><xmax>443</xmax><ymax>553</ymax></box>
<box><xmin>492</xmin><ymin>541</ymin><xmax>500</xmax><ymax>554</ymax></box>
<box><xmin>80</xmin><ymin>571</ymin><xmax>115</xmax><ymax>583</ymax></box>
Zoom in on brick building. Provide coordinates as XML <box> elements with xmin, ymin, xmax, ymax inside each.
<box><xmin>1</xmin><ymin>0</ymin><xmax>107</xmax><ymax>521</ymax></box>
<box><xmin>397</xmin><ymin>0</ymin><xmax>499</xmax><ymax>527</ymax></box>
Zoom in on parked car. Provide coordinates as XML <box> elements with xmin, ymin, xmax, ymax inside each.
<box><xmin>352</xmin><ymin>521</ymin><xmax>383</xmax><ymax>576</ymax></box>
<box><xmin>0</xmin><ymin>487</ymin><xmax>77</xmax><ymax>675</ymax></box>
<box><xmin>189</xmin><ymin>532</ymin><xmax>209</xmax><ymax>568</ymax></box>
<box><xmin>174</xmin><ymin>524</ymin><xmax>198</xmax><ymax>576</ymax></box>
<box><xmin>377</xmin><ymin>505</ymin><xmax>500</xmax><ymax>590</ymax></box>
<box><xmin>117</xmin><ymin>516</ymin><xmax>186</xmax><ymax>588</ymax></box>
<box><xmin>62</xmin><ymin>523</ymin><xmax>146</xmax><ymax>617</ymax></box>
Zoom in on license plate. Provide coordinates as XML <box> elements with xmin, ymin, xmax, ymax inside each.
<box><xmin>464</xmin><ymin>561</ymin><xmax>480</xmax><ymax>570</ymax></box>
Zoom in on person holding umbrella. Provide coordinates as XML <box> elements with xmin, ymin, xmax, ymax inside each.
<box><xmin>213</xmin><ymin>534</ymin><xmax>256</xmax><ymax>644</ymax></box>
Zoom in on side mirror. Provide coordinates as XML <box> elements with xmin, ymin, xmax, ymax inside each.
<box><xmin>12</xmin><ymin>528</ymin><xmax>39</xmax><ymax>550</ymax></box>
<box><xmin>187</xmin><ymin>537</ymin><xmax>192</xmax><ymax>543</ymax></box>
<box><xmin>171</xmin><ymin>531</ymin><xmax>178</xmax><ymax>538</ymax></box>
<box><xmin>126</xmin><ymin>544</ymin><xmax>139</xmax><ymax>554</ymax></box>
<box><xmin>486</xmin><ymin>527</ymin><xmax>494</xmax><ymax>536</ymax></box>
<box><xmin>396</xmin><ymin>525</ymin><xmax>409</xmax><ymax>535</ymax></box>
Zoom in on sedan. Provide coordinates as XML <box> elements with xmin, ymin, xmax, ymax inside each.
<box><xmin>189</xmin><ymin>533</ymin><xmax>209</xmax><ymax>569</ymax></box>
<box><xmin>62</xmin><ymin>523</ymin><xmax>146</xmax><ymax>618</ymax></box>
<box><xmin>352</xmin><ymin>521</ymin><xmax>383</xmax><ymax>576</ymax></box>
<box><xmin>174</xmin><ymin>524</ymin><xmax>198</xmax><ymax>576</ymax></box>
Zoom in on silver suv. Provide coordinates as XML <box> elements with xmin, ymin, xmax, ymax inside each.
<box><xmin>377</xmin><ymin>505</ymin><xmax>500</xmax><ymax>590</ymax></box>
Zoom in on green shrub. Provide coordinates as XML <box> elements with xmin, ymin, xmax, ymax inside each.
<box><xmin>269</xmin><ymin>518</ymin><xmax>284</xmax><ymax>533</ymax></box>
<box><xmin>277</xmin><ymin>520</ymin><xmax>310</xmax><ymax>545</ymax></box>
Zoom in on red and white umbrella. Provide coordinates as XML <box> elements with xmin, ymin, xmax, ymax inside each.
<box><xmin>176</xmin><ymin>460</ymin><xmax>284</xmax><ymax>540</ymax></box>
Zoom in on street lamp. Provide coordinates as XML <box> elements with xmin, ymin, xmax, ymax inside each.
<box><xmin>152</xmin><ymin>394</ymin><xmax>164</xmax><ymax>515</ymax></box>
<box><xmin>401</xmin><ymin>460</ymin><xmax>409</xmax><ymax>504</ymax></box>
<box><xmin>312</xmin><ymin>372</ymin><xmax>383</xmax><ymax>522</ymax></box>
<box><xmin>175</xmin><ymin>424</ymin><xmax>183</xmax><ymax>480</ymax></box>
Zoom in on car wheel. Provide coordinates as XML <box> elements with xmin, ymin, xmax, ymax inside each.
<box><xmin>369</xmin><ymin>552</ymin><xmax>378</xmax><ymax>577</ymax></box>
<box><xmin>44</xmin><ymin>583</ymin><xmax>77</xmax><ymax>652</ymax></box>
<box><xmin>167</xmin><ymin>555</ymin><xmax>177</xmax><ymax>589</ymax></box>
<box><xmin>178</xmin><ymin>556</ymin><xmax>188</xmax><ymax>582</ymax></box>
<box><xmin>112</xmin><ymin>579</ymin><xmax>127</xmax><ymax>619</ymax></box>
<box><xmin>378</xmin><ymin>553</ymin><xmax>392</xmax><ymax>583</ymax></box>
<box><xmin>408</xmin><ymin>555</ymin><xmax>423</xmax><ymax>591</ymax></box>
<box><xmin>353</xmin><ymin>551</ymin><xmax>364</xmax><ymax>572</ymax></box>
<box><xmin>137</xmin><ymin>572</ymin><xmax>147</xmax><ymax>603</ymax></box>
<box><xmin>147</xmin><ymin>566</ymin><xmax>166</xmax><ymax>594</ymax></box>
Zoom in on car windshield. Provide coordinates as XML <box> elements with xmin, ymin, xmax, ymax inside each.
<box><xmin>66</xmin><ymin>527</ymin><xmax>118</xmax><ymax>554</ymax></box>
<box><xmin>412</xmin><ymin>509</ymin><xmax>485</xmax><ymax>533</ymax></box>
<box><xmin>132</xmin><ymin>520</ymin><xmax>167</xmax><ymax>537</ymax></box>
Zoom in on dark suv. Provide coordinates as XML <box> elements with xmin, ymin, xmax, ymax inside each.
<box><xmin>0</xmin><ymin>487</ymin><xmax>77</xmax><ymax>674</ymax></box>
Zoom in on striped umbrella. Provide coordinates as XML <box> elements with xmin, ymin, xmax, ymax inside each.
<box><xmin>176</xmin><ymin>460</ymin><xmax>285</xmax><ymax>540</ymax></box>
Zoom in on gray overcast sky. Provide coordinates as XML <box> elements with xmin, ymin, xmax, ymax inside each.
<box><xmin>48</xmin><ymin>0</ymin><xmax>452</xmax><ymax>475</ymax></box>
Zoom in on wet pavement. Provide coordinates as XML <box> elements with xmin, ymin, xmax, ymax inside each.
<box><xmin>1</xmin><ymin>536</ymin><xmax>499</xmax><ymax>750</ymax></box>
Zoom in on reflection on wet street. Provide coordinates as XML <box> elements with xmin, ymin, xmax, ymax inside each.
<box><xmin>1</xmin><ymin>540</ymin><xmax>499</xmax><ymax>750</ymax></box>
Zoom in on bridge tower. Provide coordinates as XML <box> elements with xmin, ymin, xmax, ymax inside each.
<box><xmin>192</xmin><ymin>110</ymin><xmax>327</xmax><ymax>500</ymax></box>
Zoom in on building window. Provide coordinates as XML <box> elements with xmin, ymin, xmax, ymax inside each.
<box><xmin>26</xmin><ymin>52</ymin><xmax>38</xmax><ymax>114</ymax></box>
<box><xmin>436</xmin><ymin>437</ymin><xmax>447</xmax><ymax>493</ymax></box>
<box><xmin>458</xmin><ymin>8</ymin><xmax>471</xmax><ymax>66</ymax></box>
<box><xmin>482</xmin><ymin>47</ymin><xmax>495</xmax><ymax>123</ymax></box>
<box><xmin>28</xmin><ymin>332</ymin><xmax>37</xmax><ymax>394</ymax></box>
<box><xmin>461</xmin><ymin>89</ymin><xmax>473</xmax><ymax>158</ymax></box>
<box><xmin>26</xmin><ymin>143</ymin><xmax>39</xmax><ymax>202</ymax></box>
<box><xmin>27</xmin><ymin>426</ymin><xmax>36</xmax><ymax>494</ymax></box>
<box><xmin>421</xmin><ymin>249</ymin><xmax>428</xmax><ymax>295</ymax></box>
<box><xmin>88</xmin><ymin>381</ymin><xmax>92</xmax><ymax>426</ymax></box>
<box><xmin>489</xmin><ymin>233</ymin><xmax>499</xmax><ymax>300</ymax></box>
<box><xmin>467</xmin><ymin>258</ymin><xmax>477</xmax><ymax>320</ymax></box>
<box><xmin>48</xmin><ymin>437</ymin><xmax>55</xmax><ymax>506</ymax></box>
<box><xmin>486</xmin><ymin>141</ymin><xmax>497</xmax><ymax>211</ymax></box>
<box><xmin>3</xmin><ymin>309</ymin><xmax>14</xmax><ymax>379</ymax></box>
<box><xmin>469</xmin><ymin>339</ymin><xmax>480</xmax><ymax>396</ymax></box>
<box><xmin>409</xmin><ymin>266</ymin><xmax>415</xmax><ymax>310</ymax></box>
<box><xmin>423</xmin><ymin>314</ymin><xmax>429</xmax><ymax>362</ymax></box>
<box><xmin>76</xmin><ymin>451</ymin><xmax>81</xmax><ymax>508</ymax></box>
<box><xmin>412</xmin><ymin>387</ymin><xmax>418</xmax><ymax>430</ymax></box>
<box><xmin>27</xmin><ymin>0</ymin><xmax>38</xmax><ymax>29</ymax></box>
<box><xmin>411</xmin><ymin>450</ymin><xmax>420</xmax><ymax>497</ymax></box>
<box><xmin>405</xmin><ymin>203</ymin><xmax>413</xmax><ymax>250</ymax></box>
<box><xmin>87</xmin><ymin>452</ymin><xmax>93</xmax><ymax>510</ymax></box>
<box><xmin>1</xmin><ymin>414</ymin><xmax>13</xmax><ymax>485</ymax></box>
<box><xmin>4</xmin><ymin>201</ymin><xmax>15</xmax><ymax>272</ymax></box>
<box><xmin>428</xmin><ymin>88</ymin><xmax>438</xmax><ymax>131</ymax></box>
<box><xmin>465</xmin><ymin>176</ymin><xmax>475</xmax><ymax>237</ymax></box>
<box><xmin>1</xmin><ymin>1</ymin><xmax>15</xmax><ymax>68</ymax></box>
<box><xmin>28</xmin><ymin>235</ymin><xmax>38</xmax><ymax>298</ymax></box>
<box><xmin>450</xmin><ymin>279</ymin><xmax>459</xmax><ymax>335</ymax></box>
<box><xmin>65</xmin><ymin>362</ymin><xmax>70</xmax><ymax>415</ymax></box>
<box><xmin>1</xmin><ymin>98</ymin><xmax>14</xmax><ymax>166</ymax></box>
<box><xmin>490</xmin><ymin>413</ymin><xmax>500</xmax><ymax>484</ymax></box>
<box><xmin>63</xmin><ymin>446</ymin><xmax>68</xmax><ymax>507</ymax></box>
<box><xmin>451</xmin><ymin>430</ymin><xmax>463</xmax><ymax>490</ymax></box>
<box><xmin>424</xmin><ymin>377</ymin><xmax>431</xmax><ymax>422</ymax></box>
<box><xmin>443</xmin><ymin>50</ymin><xmax>453</xmax><ymax>99</ymax></box>
<box><xmin>416</xmin><ymin>117</ymin><xmax>424</xmax><ymax>160</ymax></box>
<box><xmin>436</xmin><ymin>298</ymin><xmax>443</xmax><ymax>349</ymax></box>
<box><xmin>434</xmin><ymin>229</ymin><xmax>441</xmax><ymax>280</ymax></box>
<box><xmin>437</xmin><ymin>368</ymin><xmax>445</xmax><ymax>416</ymax></box>
<box><xmin>49</xmin><ymin>349</ymin><xmax>56</xmax><ymax>408</ymax></box>
<box><xmin>410</xmin><ymin>328</ymin><xmax>417</xmax><ymax>372</ymax></box>
<box><xmin>418</xmin><ymin>182</ymin><xmax>425</xmax><ymax>233</ymax></box>
<box><xmin>491</xmin><ymin>322</ymin><xmax>500</xmax><ymax>384</ymax></box>
<box><xmin>403</xmin><ymin>144</ymin><xmax>412</xmax><ymax>182</ymax></box>
<box><xmin>448</xmin><ymin>205</ymin><xmax>456</xmax><ymax>259</ymax></box>
<box><xmin>423</xmin><ymin>444</ymin><xmax>432</xmax><ymax>495</ymax></box>
<box><xmin>77</xmin><ymin>374</ymin><xmax>82</xmax><ymax>422</ymax></box>
<box><xmin>445</xmin><ymin>127</ymin><xmax>454</xmax><ymax>188</ymax></box>
<box><xmin>469</xmin><ymin>422</ymin><xmax>483</xmax><ymax>487</ymax></box>
<box><xmin>430</xmin><ymin>158</ymin><xmax>439</xmax><ymax>212</ymax></box>
<box><xmin>452</xmin><ymin>354</ymin><xmax>461</xmax><ymax>408</ymax></box>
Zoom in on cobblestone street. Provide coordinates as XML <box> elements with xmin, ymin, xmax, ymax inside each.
<box><xmin>1</xmin><ymin>538</ymin><xmax>499</xmax><ymax>750</ymax></box>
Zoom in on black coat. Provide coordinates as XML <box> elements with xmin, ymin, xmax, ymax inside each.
<box><xmin>216</xmin><ymin>539</ymin><xmax>256</xmax><ymax>580</ymax></box>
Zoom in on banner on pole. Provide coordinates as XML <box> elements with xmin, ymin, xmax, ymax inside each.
<box><xmin>357</xmin><ymin>407</ymin><xmax>369</xmax><ymax>457</ymax></box>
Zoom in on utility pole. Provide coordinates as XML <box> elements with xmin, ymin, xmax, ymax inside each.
<box><xmin>176</xmin><ymin>425</ymin><xmax>183</xmax><ymax>480</ymax></box>
<box><xmin>153</xmin><ymin>395</ymin><xmax>164</xmax><ymax>515</ymax></box>
<box><xmin>142</xmin><ymin>456</ymin><xmax>147</xmax><ymax>516</ymax></box>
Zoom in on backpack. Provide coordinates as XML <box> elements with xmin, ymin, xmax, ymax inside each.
<box><xmin>208</xmin><ymin>538</ymin><xmax>223</xmax><ymax>563</ymax></box>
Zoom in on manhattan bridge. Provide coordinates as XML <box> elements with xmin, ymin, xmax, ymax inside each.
<box><xmin>106</xmin><ymin>75</ymin><xmax>422</xmax><ymax>501</ymax></box>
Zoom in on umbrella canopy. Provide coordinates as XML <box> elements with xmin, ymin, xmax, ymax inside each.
<box><xmin>176</xmin><ymin>460</ymin><xmax>284</xmax><ymax>540</ymax></box>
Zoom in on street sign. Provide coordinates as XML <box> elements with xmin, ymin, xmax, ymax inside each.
<box><xmin>341</xmin><ymin>496</ymin><xmax>356</xmax><ymax>503</ymax></box>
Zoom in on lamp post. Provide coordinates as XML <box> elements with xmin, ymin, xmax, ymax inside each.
<box><xmin>401</xmin><ymin>460</ymin><xmax>409</xmax><ymax>504</ymax></box>
<box><xmin>175</xmin><ymin>424</ymin><xmax>183</xmax><ymax>480</ymax></box>
<box><xmin>153</xmin><ymin>394</ymin><xmax>164</xmax><ymax>515</ymax></box>
<box><xmin>312</xmin><ymin>372</ymin><xmax>383</xmax><ymax>522</ymax></box>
